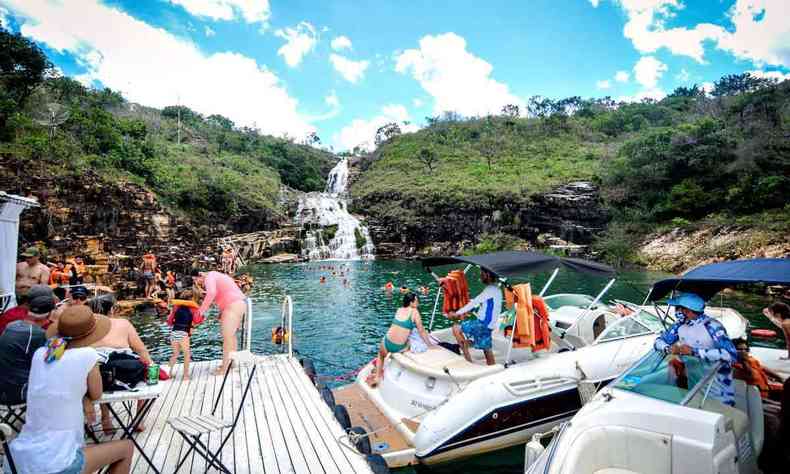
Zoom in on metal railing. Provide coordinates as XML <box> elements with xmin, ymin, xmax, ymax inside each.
<box><xmin>281</xmin><ymin>295</ymin><xmax>294</xmax><ymax>358</ymax></box>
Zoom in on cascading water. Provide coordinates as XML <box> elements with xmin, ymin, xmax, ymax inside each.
<box><xmin>295</xmin><ymin>159</ymin><xmax>375</xmax><ymax>260</ymax></box>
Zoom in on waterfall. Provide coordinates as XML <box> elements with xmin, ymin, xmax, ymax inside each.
<box><xmin>295</xmin><ymin>159</ymin><xmax>375</xmax><ymax>260</ymax></box>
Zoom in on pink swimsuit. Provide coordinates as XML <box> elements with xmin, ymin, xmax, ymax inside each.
<box><xmin>197</xmin><ymin>271</ymin><xmax>246</xmax><ymax>316</ymax></box>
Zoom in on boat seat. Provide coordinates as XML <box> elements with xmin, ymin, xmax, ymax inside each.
<box><xmin>393</xmin><ymin>347</ymin><xmax>503</xmax><ymax>381</ymax></box>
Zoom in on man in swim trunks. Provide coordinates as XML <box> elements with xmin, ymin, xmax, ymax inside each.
<box><xmin>139</xmin><ymin>252</ymin><xmax>157</xmax><ymax>298</ymax></box>
<box><xmin>447</xmin><ymin>269</ymin><xmax>502</xmax><ymax>366</ymax></box>
<box><xmin>16</xmin><ymin>246</ymin><xmax>50</xmax><ymax>298</ymax></box>
<box><xmin>192</xmin><ymin>270</ymin><xmax>247</xmax><ymax>375</ymax></box>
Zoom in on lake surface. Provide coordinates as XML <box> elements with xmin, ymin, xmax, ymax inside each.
<box><xmin>134</xmin><ymin>260</ymin><xmax>784</xmax><ymax>473</ymax></box>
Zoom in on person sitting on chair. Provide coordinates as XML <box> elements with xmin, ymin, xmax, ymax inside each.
<box><xmin>0</xmin><ymin>286</ymin><xmax>55</xmax><ymax>407</ymax></box>
<box><xmin>7</xmin><ymin>305</ymin><xmax>133</xmax><ymax>474</ymax></box>
<box><xmin>447</xmin><ymin>269</ymin><xmax>502</xmax><ymax>366</ymax></box>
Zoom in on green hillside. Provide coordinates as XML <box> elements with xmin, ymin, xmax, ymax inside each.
<box><xmin>0</xmin><ymin>28</ymin><xmax>335</xmax><ymax>227</ymax></box>
<box><xmin>351</xmin><ymin>77</ymin><xmax>790</xmax><ymax>262</ymax></box>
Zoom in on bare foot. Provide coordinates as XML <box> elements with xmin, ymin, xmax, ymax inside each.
<box><xmin>182</xmin><ymin>376</ymin><xmax>190</xmax><ymax>381</ymax></box>
<box><xmin>213</xmin><ymin>366</ymin><xmax>228</xmax><ymax>376</ymax></box>
<box><xmin>135</xmin><ymin>422</ymin><xmax>145</xmax><ymax>432</ymax></box>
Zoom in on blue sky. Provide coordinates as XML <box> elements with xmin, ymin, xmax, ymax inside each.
<box><xmin>1</xmin><ymin>0</ymin><xmax>789</xmax><ymax>151</ymax></box>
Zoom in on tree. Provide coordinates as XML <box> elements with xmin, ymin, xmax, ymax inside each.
<box><xmin>303</xmin><ymin>132</ymin><xmax>321</xmax><ymax>146</ymax></box>
<box><xmin>501</xmin><ymin>104</ymin><xmax>520</xmax><ymax>118</ymax></box>
<box><xmin>0</xmin><ymin>27</ymin><xmax>53</xmax><ymax>135</ymax></box>
<box><xmin>417</xmin><ymin>147</ymin><xmax>438</xmax><ymax>173</ymax></box>
<box><xmin>207</xmin><ymin>114</ymin><xmax>234</xmax><ymax>130</ymax></box>
<box><xmin>374</xmin><ymin>122</ymin><xmax>401</xmax><ymax>146</ymax></box>
<box><xmin>711</xmin><ymin>73</ymin><xmax>774</xmax><ymax>97</ymax></box>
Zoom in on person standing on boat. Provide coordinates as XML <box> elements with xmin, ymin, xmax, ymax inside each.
<box><xmin>191</xmin><ymin>270</ymin><xmax>247</xmax><ymax>375</ymax></box>
<box><xmin>654</xmin><ymin>292</ymin><xmax>738</xmax><ymax>406</ymax></box>
<box><xmin>447</xmin><ymin>269</ymin><xmax>502</xmax><ymax>366</ymax></box>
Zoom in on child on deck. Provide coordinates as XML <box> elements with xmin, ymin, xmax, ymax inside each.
<box><xmin>166</xmin><ymin>291</ymin><xmax>204</xmax><ymax>380</ymax></box>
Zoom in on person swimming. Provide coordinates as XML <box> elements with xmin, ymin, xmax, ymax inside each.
<box><xmin>320</xmin><ymin>276</ymin><xmax>326</xmax><ymax>284</ymax></box>
<box><xmin>383</xmin><ymin>281</ymin><xmax>394</xmax><ymax>292</ymax></box>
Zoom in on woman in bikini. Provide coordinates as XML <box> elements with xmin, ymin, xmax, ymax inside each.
<box><xmin>368</xmin><ymin>293</ymin><xmax>434</xmax><ymax>387</ymax></box>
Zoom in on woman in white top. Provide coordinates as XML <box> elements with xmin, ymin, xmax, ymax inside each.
<box><xmin>7</xmin><ymin>305</ymin><xmax>133</xmax><ymax>474</ymax></box>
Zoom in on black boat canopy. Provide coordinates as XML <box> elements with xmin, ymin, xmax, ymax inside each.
<box><xmin>649</xmin><ymin>258</ymin><xmax>790</xmax><ymax>302</ymax></box>
<box><xmin>420</xmin><ymin>250</ymin><xmax>615</xmax><ymax>280</ymax></box>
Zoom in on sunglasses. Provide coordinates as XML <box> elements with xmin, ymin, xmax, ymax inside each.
<box><xmin>72</xmin><ymin>295</ymin><xmax>87</xmax><ymax>301</ymax></box>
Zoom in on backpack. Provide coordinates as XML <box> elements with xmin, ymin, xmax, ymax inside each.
<box><xmin>100</xmin><ymin>352</ymin><xmax>146</xmax><ymax>392</ymax></box>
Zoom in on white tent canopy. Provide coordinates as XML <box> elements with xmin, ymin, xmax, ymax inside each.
<box><xmin>1</xmin><ymin>191</ymin><xmax>39</xmax><ymax>310</ymax></box>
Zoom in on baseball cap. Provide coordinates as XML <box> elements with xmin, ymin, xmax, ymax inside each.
<box><xmin>71</xmin><ymin>286</ymin><xmax>89</xmax><ymax>298</ymax></box>
<box><xmin>21</xmin><ymin>246</ymin><xmax>40</xmax><ymax>258</ymax></box>
<box><xmin>667</xmin><ymin>292</ymin><xmax>706</xmax><ymax>313</ymax></box>
<box><xmin>27</xmin><ymin>284</ymin><xmax>55</xmax><ymax>316</ymax></box>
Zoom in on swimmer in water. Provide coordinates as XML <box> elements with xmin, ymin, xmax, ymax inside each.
<box><xmin>320</xmin><ymin>276</ymin><xmax>326</xmax><ymax>284</ymax></box>
<box><xmin>383</xmin><ymin>281</ymin><xmax>394</xmax><ymax>292</ymax></box>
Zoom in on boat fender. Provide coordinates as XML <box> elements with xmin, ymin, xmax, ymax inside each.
<box><xmin>333</xmin><ymin>404</ymin><xmax>352</xmax><ymax>431</ymax></box>
<box><xmin>319</xmin><ymin>386</ymin><xmax>335</xmax><ymax>408</ymax></box>
<box><xmin>301</xmin><ymin>359</ymin><xmax>317</xmax><ymax>384</ymax></box>
<box><xmin>751</xmin><ymin>329</ymin><xmax>777</xmax><ymax>339</ymax></box>
<box><xmin>348</xmin><ymin>426</ymin><xmax>372</xmax><ymax>455</ymax></box>
<box><xmin>523</xmin><ymin>437</ymin><xmax>546</xmax><ymax>471</ymax></box>
<box><xmin>365</xmin><ymin>454</ymin><xmax>390</xmax><ymax>474</ymax></box>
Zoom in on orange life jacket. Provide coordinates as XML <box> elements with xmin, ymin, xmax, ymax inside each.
<box><xmin>511</xmin><ymin>283</ymin><xmax>551</xmax><ymax>351</ymax></box>
<box><xmin>735</xmin><ymin>357</ymin><xmax>773</xmax><ymax>398</ymax></box>
<box><xmin>441</xmin><ymin>271</ymin><xmax>470</xmax><ymax>314</ymax></box>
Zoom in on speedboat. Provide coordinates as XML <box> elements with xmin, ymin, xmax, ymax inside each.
<box><xmin>524</xmin><ymin>258</ymin><xmax>790</xmax><ymax>474</ymax></box>
<box><xmin>331</xmin><ymin>252</ymin><xmax>749</xmax><ymax>468</ymax></box>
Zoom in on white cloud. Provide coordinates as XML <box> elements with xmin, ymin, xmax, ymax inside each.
<box><xmin>168</xmin><ymin>0</ymin><xmax>270</xmax><ymax>25</ymax></box>
<box><xmin>748</xmin><ymin>69</ymin><xmax>790</xmax><ymax>82</ymax></box>
<box><xmin>274</xmin><ymin>21</ymin><xmax>317</xmax><ymax>68</ymax></box>
<box><xmin>615</xmin><ymin>70</ymin><xmax>630</xmax><ymax>82</ymax></box>
<box><xmin>613</xmin><ymin>0</ymin><xmax>790</xmax><ymax>67</ymax></box>
<box><xmin>413</xmin><ymin>98</ymin><xmax>424</xmax><ymax>107</ymax></box>
<box><xmin>596</xmin><ymin>79</ymin><xmax>611</xmax><ymax>89</ymax></box>
<box><xmin>329</xmin><ymin>53</ymin><xmax>369</xmax><ymax>83</ymax></box>
<box><xmin>325</xmin><ymin>90</ymin><xmax>340</xmax><ymax>108</ymax></box>
<box><xmin>718</xmin><ymin>1</ymin><xmax>790</xmax><ymax>67</ymax></box>
<box><xmin>334</xmin><ymin>104</ymin><xmax>419</xmax><ymax>151</ymax></box>
<box><xmin>589</xmin><ymin>0</ymin><xmax>600</xmax><ymax>6</ymax></box>
<box><xmin>633</xmin><ymin>55</ymin><xmax>667</xmax><ymax>88</ymax></box>
<box><xmin>675</xmin><ymin>68</ymin><xmax>690</xmax><ymax>82</ymax></box>
<box><xmin>204</xmin><ymin>25</ymin><xmax>215</xmax><ymax>37</ymax></box>
<box><xmin>4</xmin><ymin>0</ymin><xmax>313</xmax><ymax>138</ymax></box>
<box><xmin>701</xmin><ymin>82</ymin><xmax>715</xmax><ymax>94</ymax></box>
<box><xmin>395</xmin><ymin>32</ymin><xmax>524</xmax><ymax>117</ymax></box>
<box><xmin>330</xmin><ymin>35</ymin><xmax>352</xmax><ymax>51</ymax></box>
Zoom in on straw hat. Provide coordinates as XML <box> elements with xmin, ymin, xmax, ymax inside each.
<box><xmin>46</xmin><ymin>305</ymin><xmax>111</xmax><ymax>348</ymax></box>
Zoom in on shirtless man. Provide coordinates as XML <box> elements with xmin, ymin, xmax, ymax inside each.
<box><xmin>90</xmin><ymin>312</ymin><xmax>153</xmax><ymax>433</ymax></box>
<box><xmin>15</xmin><ymin>247</ymin><xmax>50</xmax><ymax>297</ymax></box>
<box><xmin>139</xmin><ymin>252</ymin><xmax>157</xmax><ymax>298</ymax></box>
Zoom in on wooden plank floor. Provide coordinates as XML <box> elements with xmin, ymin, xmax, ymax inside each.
<box><xmin>96</xmin><ymin>355</ymin><xmax>373</xmax><ymax>474</ymax></box>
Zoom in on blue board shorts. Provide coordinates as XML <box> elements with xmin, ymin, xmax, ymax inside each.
<box><xmin>461</xmin><ymin>318</ymin><xmax>493</xmax><ymax>350</ymax></box>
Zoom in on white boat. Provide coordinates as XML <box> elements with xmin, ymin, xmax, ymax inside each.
<box><xmin>523</xmin><ymin>257</ymin><xmax>790</xmax><ymax>474</ymax></box>
<box><xmin>524</xmin><ymin>351</ymin><xmax>771</xmax><ymax>474</ymax></box>
<box><xmin>331</xmin><ymin>252</ymin><xmax>749</xmax><ymax>468</ymax></box>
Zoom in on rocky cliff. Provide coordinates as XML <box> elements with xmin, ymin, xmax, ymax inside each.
<box><xmin>349</xmin><ymin>155</ymin><xmax>609</xmax><ymax>258</ymax></box>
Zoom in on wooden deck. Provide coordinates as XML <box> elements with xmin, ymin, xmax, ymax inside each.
<box><xmin>333</xmin><ymin>384</ymin><xmax>416</xmax><ymax>468</ymax></box>
<box><xmin>106</xmin><ymin>355</ymin><xmax>373</xmax><ymax>474</ymax></box>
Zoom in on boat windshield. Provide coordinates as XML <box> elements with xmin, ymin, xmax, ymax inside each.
<box><xmin>543</xmin><ymin>294</ymin><xmax>595</xmax><ymax>310</ymax></box>
<box><xmin>613</xmin><ymin>351</ymin><xmax>720</xmax><ymax>405</ymax></box>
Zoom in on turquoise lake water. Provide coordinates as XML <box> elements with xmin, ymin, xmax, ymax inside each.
<box><xmin>134</xmin><ymin>260</ymin><xmax>784</xmax><ymax>473</ymax></box>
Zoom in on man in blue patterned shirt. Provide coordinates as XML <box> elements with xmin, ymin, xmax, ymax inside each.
<box><xmin>654</xmin><ymin>292</ymin><xmax>738</xmax><ymax>406</ymax></box>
